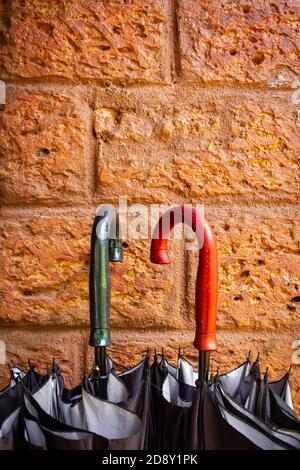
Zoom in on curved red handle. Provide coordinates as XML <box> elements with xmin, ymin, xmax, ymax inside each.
<box><xmin>150</xmin><ymin>206</ymin><xmax>218</xmax><ymax>352</ymax></box>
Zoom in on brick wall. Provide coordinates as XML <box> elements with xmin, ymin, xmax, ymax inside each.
<box><xmin>0</xmin><ymin>1</ymin><xmax>299</xmax><ymax>414</ymax></box>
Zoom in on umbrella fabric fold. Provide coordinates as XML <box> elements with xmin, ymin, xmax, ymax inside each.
<box><xmin>19</xmin><ymin>355</ymin><xmax>150</xmax><ymax>450</ymax></box>
<box><xmin>215</xmin><ymin>380</ymin><xmax>300</xmax><ymax>450</ymax></box>
<box><xmin>218</xmin><ymin>357</ymin><xmax>300</xmax><ymax>432</ymax></box>
<box><xmin>0</xmin><ymin>365</ymin><xmax>47</xmax><ymax>450</ymax></box>
<box><xmin>1</xmin><ymin>205</ymin><xmax>299</xmax><ymax>450</ymax></box>
<box><xmin>269</xmin><ymin>371</ymin><xmax>294</xmax><ymax>410</ymax></box>
<box><xmin>149</xmin><ymin>356</ymin><xmax>259</xmax><ymax>450</ymax></box>
<box><xmin>0</xmin><ymin>382</ymin><xmax>24</xmax><ymax>450</ymax></box>
<box><xmin>149</xmin><ymin>354</ymin><xmax>300</xmax><ymax>450</ymax></box>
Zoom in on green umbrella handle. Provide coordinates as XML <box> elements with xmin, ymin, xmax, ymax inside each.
<box><xmin>89</xmin><ymin>207</ymin><xmax>123</xmax><ymax>375</ymax></box>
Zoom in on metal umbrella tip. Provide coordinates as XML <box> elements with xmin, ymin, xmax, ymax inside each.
<box><xmin>263</xmin><ymin>368</ymin><xmax>269</xmax><ymax>384</ymax></box>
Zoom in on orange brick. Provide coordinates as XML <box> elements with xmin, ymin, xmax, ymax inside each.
<box><xmin>95</xmin><ymin>87</ymin><xmax>300</xmax><ymax>204</ymax></box>
<box><xmin>186</xmin><ymin>206</ymin><xmax>300</xmax><ymax>332</ymax></box>
<box><xmin>0</xmin><ymin>0</ymin><xmax>170</xmax><ymax>83</ymax></box>
<box><xmin>0</xmin><ymin>213</ymin><xmax>183</xmax><ymax>329</ymax></box>
<box><xmin>0</xmin><ymin>87</ymin><xmax>88</xmax><ymax>204</ymax></box>
<box><xmin>178</xmin><ymin>0</ymin><xmax>300</xmax><ymax>86</ymax></box>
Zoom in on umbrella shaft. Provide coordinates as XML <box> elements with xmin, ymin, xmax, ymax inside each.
<box><xmin>198</xmin><ymin>351</ymin><xmax>210</xmax><ymax>383</ymax></box>
<box><xmin>95</xmin><ymin>346</ymin><xmax>106</xmax><ymax>375</ymax></box>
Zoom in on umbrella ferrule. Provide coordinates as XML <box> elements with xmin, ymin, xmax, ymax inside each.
<box><xmin>198</xmin><ymin>351</ymin><xmax>211</xmax><ymax>385</ymax></box>
<box><xmin>89</xmin><ymin>328</ymin><xmax>111</xmax><ymax>348</ymax></box>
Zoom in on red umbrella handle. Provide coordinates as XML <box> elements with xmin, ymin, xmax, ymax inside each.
<box><xmin>150</xmin><ymin>206</ymin><xmax>218</xmax><ymax>352</ymax></box>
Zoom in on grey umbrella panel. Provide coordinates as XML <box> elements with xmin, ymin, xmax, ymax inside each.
<box><xmin>29</xmin><ymin>375</ymin><xmax>142</xmax><ymax>440</ymax></box>
<box><xmin>1</xmin><ymin>353</ymin><xmax>299</xmax><ymax>450</ymax></box>
<box><xmin>149</xmin><ymin>356</ymin><xmax>260</xmax><ymax>450</ymax></box>
<box><xmin>0</xmin><ymin>382</ymin><xmax>23</xmax><ymax>450</ymax></box>
<box><xmin>23</xmin><ymin>389</ymin><xmax>95</xmax><ymax>450</ymax></box>
<box><xmin>269</xmin><ymin>372</ymin><xmax>294</xmax><ymax>410</ymax></box>
<box><xmin>152</xmin><ymin>354</ymin><xmax>300</xmax><ymax>450</ymax></box>
<box><xmin>19</xmin><ymin>355</ymin><xmax>150</xmax><ymax>450</ymax></box>
<box><xmin>215</xmin><ymin>383</ymin><xmax>300</xmax><ymax>450</ymax></box>
<box><xmin>0</xmin><ymin>366</ymin><xmax>49</xmax><ymax>450</ymax></box>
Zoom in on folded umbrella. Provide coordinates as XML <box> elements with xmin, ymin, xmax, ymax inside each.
<box><xmin>18</xmin><ymin>205</ymin><xmax>150</xmax><ymax>450</ymax></box>
<box><xmin>149</xmin><ymin>205</ymin><xmax>300</xmax><ymax>450</ymax></box>
<box><xmin>86</xmin><ymin>205</ymin><xmax>150</xmax><ymax>450</ymax></box>
<box><xmin>214</xmin><ymin>376</ymin><xmax>300</xmax><ymax>449</ymax></box>
<box><xmin>22</xmin><ymin>362</ymin><xmax>145</xmax><ymax>450</ymax></box>
<box><xmin>0</xmin><ymin>363</ymin><xmax>47</xmax><ymax>450</ymax></box>
<box><xmin>218</xmin><ymin>353</ymin><xmax>300</xmax><ymax>432</ymax></box>
<box><xmin>1</xmin><ymin>204</ymin><xmax>299</xmax><ymax>450</ymax></box>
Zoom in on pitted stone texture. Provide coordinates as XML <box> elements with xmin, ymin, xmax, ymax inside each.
<box><xmin>0</xmin><ymin>0</ymin><xmax>170</xmax><ymax>83</ymax></box>
<box><xmin>0</xmin><ymin>328</ymin><xmax>87</xmax><ymax>389</ymax></box>
<box><xmin>178</xmin><ymin>0</ymin><xmax>300</xmax><ymax>86</ymax></box>
<box><xmin>0</xmin><ymin>88</ymin><xmax>87</xmax><ymax>204</ymax></box>
<box><xmin>95</xmin><ymin>87</ymin><xmax>300</xmax><ymax>204</ymax></box>
<box><xmin>0</xmin><ymin>214</ymin><xmax>183</xmax><ymax>328</ymax></box>
<box><xmin>186</xmin><ymin>206</ymin><xmax>300</xmax><ymax>332</ymax></box>
<box><xmin>0</xmin><ymin>215</ymin><xmax>91</xmax><ymax>325</ymax></box>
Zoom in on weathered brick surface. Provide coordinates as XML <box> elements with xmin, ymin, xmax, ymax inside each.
<box><xmin>110</xmin><ymin>238</ymin><xmax>183</xmax><ymax>329</ymax></box>
<box><xmin>186</xmin><ymin>206</ymin><xmax>300</xmax><ymax>331</ymax></box>
<box><xmin>95</xmin><ymin>87</ymin><xmax>300</xmax><ymax>203</ymax></box>
<box><xmin>0</xmin><ymin>215</ymin><xmax>90</xmax><ymax>325</ymax></box>
<box><xmin>0</xmin><ymin>328</ymin><xmax>87</xmax><ymax>389</ymax></box>
<box><xmin>0</xmin><ymin>0</ymin><xmax>170</xmax><ymax>83</ymax></box>
<box><xmin>178</xmin><ymin>0</ymin><xmax>300</xmax><ymax>86</ymax></box>
<box><xmin>2</xmin><ymin>209</ymin><xmax>297</xmax><ymax>332</ymax></box>
<box><xmin>0</xmin><ymin>214</ymin><xmax>183</xmax><ymax>328</ymax></box>
<box><xmin>0</xmin><ymin>1</ymin><xmax>299</xmax><ymax>417</ymax></box>
<box><xmin>0</xmin><ymin>87</ymin><xmax>87</xmax><ymax>204</ymax></box>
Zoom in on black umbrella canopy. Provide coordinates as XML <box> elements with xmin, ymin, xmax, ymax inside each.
<box><xmin>149</xmin><ymin>352</ymin><xmax>300</xmax><ymax>450</ymax></box>
<box><xmin>2</xmin><ymin>353</ymin><xmax>299</xmax><ymax>451</ymax></box>
<box><xmin>0</xmin><ymin>364</ymin><xmax>48</xmax><ymax>450</ymax></box>
<box><xmin>148</xmin><ymin>205</ymin><xmax>300</xmax><ymax>450</ymax></box>
<box><xmin>148</xmin><ymin>354</ymin><xmax>260</xmax><ymax>450</ymax></box>
<box><xmin>22</xmin><ymin>357</ymin><xmax>150</xmax><ymax>450</ymax></box>
<box><xmin>0</xmin><ymin>206</ymin><xmax>151</xmax><ymax>450</ymax></box>
<box><xmin>1</xmin><ymin>205</ymin><xmax>299</xmax><ymax>450</ymax></box>
<box><xmin>0</xmin><ymin>354</ymin><xmax>151</xmax><ymax>450</ymax></box>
